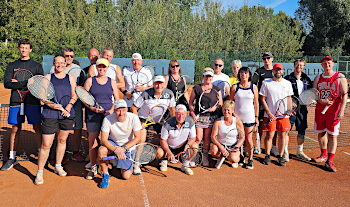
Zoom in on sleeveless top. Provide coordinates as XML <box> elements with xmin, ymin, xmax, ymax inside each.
<box><xmin>42</xmin><ymin>73</ymin><xmax>75</xmax><ymax>119</ymax></box>
<box><xmin>217</xmin><ymin>116</ymin><xmax>238</xmax><ymax>146</ymax></box>
<box><xmin>193</xmin><ymin>84</ymin><xmax>221</xmax><ymax>117</ymax></box>
<box><xmin>316</xmin><ymin>72</ymin><xmax>341</xmax><ymax>114</ymax></box>
<box><xmin>86</xmin><ymin>77</ymin><xmax>114</xmax><ymax>122</ymax></box>
<box><xmin>234</xmin><ymin>83</ymin><xmax>255</xmax><ymax>124</ymax></box>
<box><xmin>167</xmin><ymin>75</ymin><xmax>187</xmax><ymax>105</ymax></box>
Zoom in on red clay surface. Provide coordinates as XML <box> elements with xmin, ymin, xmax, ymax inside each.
<box><xmin>0</xmin><ymin>83</ymin><xmax>11</xmax><ymax>104</ymax></box>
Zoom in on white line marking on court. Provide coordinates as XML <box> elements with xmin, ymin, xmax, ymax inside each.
<box><xmin>343</xmin><ymin>151</ymin><xmax>350</xmax><ymax>155</ymax></box>
<box><xmin>138</xmin><ymin>172</ymin><xmax>150</xmax><ymax>207</ymax></box>
<box><xmin>0</xmin><ymin>94</ymin><xmax>10</xmax><ymax>99</ymax></box>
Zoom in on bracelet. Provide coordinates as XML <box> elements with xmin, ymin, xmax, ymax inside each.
<box><xmin>190</xmin><ymin>111</ymin><xmax>195</xmax><ymax>115</ymax></box>
<box><xmin>255</xmin><ymin>116</ymin><xmax>258</xmax><ymax>118</ymax></box>
<box><xmin>68</xmin><ymin>103</ymin><xmax>74</xmax><ymax>106</ymax></box>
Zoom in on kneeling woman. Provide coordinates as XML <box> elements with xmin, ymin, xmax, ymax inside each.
<box><xmin>210</xmin><ymin>100</ymin><xmax>245</xmax><ymax>168</ymax></box>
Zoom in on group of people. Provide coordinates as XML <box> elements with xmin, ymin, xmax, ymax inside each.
<box><xmin>2</xmin><ymin>39</ymin><xmax>346</xmax><ymax>189</ymax></box>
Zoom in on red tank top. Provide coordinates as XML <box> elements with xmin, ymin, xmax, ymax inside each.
<box><xmin>316</xmin><ymin>72</ymin><xmax>341</xmax><ymax>114</ymax></box>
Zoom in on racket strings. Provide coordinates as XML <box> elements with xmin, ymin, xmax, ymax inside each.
<box><xmin>137</xmin><ymin>72</ymin><xmax>150</xmax><ymax>84</ymax></box>
<box><xmin>75</xmin><ymin>87</ymin><xmax>95</xmax><ymax>106</ymax></box>
<box><xmin>28</xmin><ymin>76</ymin><xmax>55</xmax><ymax>100</ymax></box>
<box><xmin>179</xmin><ymin>148</ymin><xmax>202</xmax><ymax>165</ymax></box>
<box><xmin>15</xmin><ymin>70</ymin><xmax>33</xmax><ymax>82</ymax></box>
<box><xmin>299</xmin><ymin>89</ymin><xmax>319</xmax><ymax>105</ymax></box>
<box><xmin>150</xmin><ymin>105</ymin><xmax>168</xmax><ymax>123</ymax></box>
<box><xmin>133</xmin><ymin>144</ymin><xmax>156</xmax><ymax>164</ymax></box>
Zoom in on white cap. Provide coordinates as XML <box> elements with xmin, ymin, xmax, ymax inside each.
<box><xmin>153</xmin><ymin>75</ymin><xmax>165</xmax><ymax>83</ymax></box>
<box><xmin>175</xmin><ymin>104</ymin><xmax>187</xmax><ymax>112</ymax></box>
<box><xmin>131</xmin><ymin>53</ymin><xmax>142</xmax><ymax>60</ymax></box>
<box><xmin>203</xmin><ymin>71</ymin><xmax>214</xmax><ymax>77</ymax></box>
<box><xmin>114</xmin><ymin>100</ymin><xmax>127</xmax><ymax>109</ymax></box>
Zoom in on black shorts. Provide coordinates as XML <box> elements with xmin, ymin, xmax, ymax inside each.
<box><xmin>42</xmin><ymin>118</ymin><xmax>75</xmax><ymax>134</ymax></box>
<box><xmin>169</xmin><ymin>143</ymin><xmax>187</xmax><ymax>156</ymax></box>
<box><xmin>140</xmin><ymin>118</ymin><xmax>162</xmax><ymax>134</ymax></box>
<box><xmin>289</xmin><ymin>106</ymin><xmax>308</xmax><ymax>136</ymax></box>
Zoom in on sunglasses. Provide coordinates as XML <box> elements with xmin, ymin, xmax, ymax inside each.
<box><xmin>262</xmin><ymin>57</ymin><xmax>271</xmax><ymax>61</ymax></box>
<box><xmin>214</xmin><ymin>64</ymin><xmax>223</xmax><ymax>67</ymax></box>
<box><xmin>171</xmin><ymin>65</ymin><xmax>180</xmax><ymax>68</ymax></box>
<box><xmin>65</xmin><ymin>55</ymin><xmax>74</xmax><ymax>58</ymax></box>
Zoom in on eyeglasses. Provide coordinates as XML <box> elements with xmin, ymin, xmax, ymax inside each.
<box><xmin>262</xmin><ymin>57</ymin><xmax>271</xmax><ymax>61</ymax></box>
<box><xmin>54</xmin><ymin>62</ymin><xmax>66</xmax><ymax>65</ymax></box>
<box><xmin>214</xmin><ymin>64</ymin><xmax>223</xmax><ymax>67</ymax></box>
<box><xmin>171</xmin><ymin>65</ymin><xmax>180</xmax><ymax>68</ymax></box>
<box><xmin>65</xmin><ymin>55</ymin><xmax>74</xmax><ymax>58</ymax></box>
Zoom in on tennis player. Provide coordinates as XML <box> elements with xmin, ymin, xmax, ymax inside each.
<box><xmin>1</xmin><ymin>39</ymin><xmax>43</xmax><ymax>171</ymax></box>
<box><xmin>312</xmin><ymin>56</ymin><xmax>347</xmax><ymax>172</ymax></box>
<box><xmin>83</xmin><ymin>58</ymin><xmax>120</xmax><ymax>180</ymax></box>
<box><xmin>157</xmin><ymin>104</ymin><xmax>198</xmax><ymax>175</ymax></box>
<box><xmin>34</xmin><ymin>54</ymin><xmax>77</xmax><ymax>185</ymax></box>
<box><xmin>230</xmin><ymin>60</ymin><xmax>241</xmax><ymax>85</ymax></box>
<box><xmin>189</xmin><ymin>68</ymin><xmax>223</xmax><ymax>166</ymax></box>
<box><xmin>260</xmin><ymin>63</ymin><xmax>294</xmax><ymax>167</ymax></box>
<box><xmin>210</xmin><ymin>100</ymin><xmax>245</xmax><ymax>168</ymax></box>
<box><xmin>97</xmin><ymin>100</ymin><xmax>142</xmax><ymax>188</ymax></box>
<box><xmin>229</xmin><ymin>67</ymin><xmax>259</xmax><ymax>169</ymax></box>
<box><xmin>285</xmin><ymin>59</ymin><xmax>313</xmax><ymax>161</ymax></box>
<box><xmin>164</xmin><ymin>60</ymin><xmax>190</xmax><ymax>107</ymax></box>
<box><xmin>120</xmin><ymin>53</ymin><xmax>153</xmax><ymax>108</ymax></box>
<box><xmin>211</xmin><ymin>58</ymin><xmax>231</xmax><ymax>100</ymax></box>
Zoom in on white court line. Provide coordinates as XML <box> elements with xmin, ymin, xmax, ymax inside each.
<box><xmin>0</xmin><ymin>94</ymin><xmax>11</xmax><ymax>99</ymax></box>
<box><xmin>138</xmin><ymin>172</ymin><xmax>151</xmax><ymax>207</ymax></box>
<box><xmin>344</xmin><ymin>151</ymin><xmax>350</xmax><ymax>155</ymax></box>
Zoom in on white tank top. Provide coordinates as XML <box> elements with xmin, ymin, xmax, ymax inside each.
<box><xmin>217</xmin><ymin>117</ymin><xmax>238</xmax><ymax>146</ymax></box>
<box><xmin>234</xmin><ymin>83</ymin><xmax>255</xmax><ymax>124</ymax></box>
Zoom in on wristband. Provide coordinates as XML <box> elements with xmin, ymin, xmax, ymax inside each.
<box><xmin>122</xmin><ymin>90</ymin><xmax>128</xmax><ymax>95</ymax></box>
<box><xmin>68</xmin><ymin>103</ymin><xmax>74</xmax><ymax>106</ymax></box>
<box><xmin>190</xmin><ymin>111</ymin><xmax>195</xmax><ymax>115</ymax></box>
<box><xmin>255</xmin><ymin>116</ymin><xmax>258</xmax><ymax>118</ymax></box>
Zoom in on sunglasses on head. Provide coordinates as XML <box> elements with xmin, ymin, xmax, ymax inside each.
<box><xmin>171</xmin><ymin>65</ymin><xmax>180</xmax><ymax>68</ymax></box>
<box><xmin>65</xmin><ymin>55</ymin><xmax>74</xmax><ymax>58</ymax></box>
<box><xmin>262</xmin><ymin>57</ymin><xmax>271</xmax><ymax>61</ymax></box>
<box><xmin>214</xmin><ymin>63</ymin><xmax>223</xmax><ymax>67</ymax></box>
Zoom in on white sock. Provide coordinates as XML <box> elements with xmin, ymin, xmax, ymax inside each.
<box><xmin>9</xmin><ymin>151</ymin><xmax>16</xmax><ymax>159</ymax></box>
<box><xmin>37</xmin><ymin>170</ymin><xmax>43</xmax><ymax>175</ymax></box>
<box><xmin>284</xmin><ymin>145</ymin><xmax>288</xmax><ymax>154</ymax></box>
<box><xmin>297</xmin><ymin>145</ymin><xmax>303</xmax><ymax>153</ymax></box>
<box><xmin>183</xmin><ymin>160</ymin><xmax>190</xmax><ymax>166</ymax></box>
<box><xmin>55</xmin><ymin>164</ymin><xmax>62</xmax><ymax>169</ymax></box>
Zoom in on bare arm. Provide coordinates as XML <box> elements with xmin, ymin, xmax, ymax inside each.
<box><xmin>338</xmin><ymin>73</ymin><xmax>348</xmax><ymax>120</ymax></box>
<box><xmin>228</xmin><ymin>85</ymin><xmax>237</xmax><ymax>101</ymax></box>
<box><xmin>115</xmin><ymin>65</ymin><xmax>125</xmax><ymax>89</ymax></box>
<box><xmin>88</xmin><ymin>65</ymin><xmax>95</xmax><ymax>78</ymax></box>
<box><xmin>253</xmin><ymin>85</ymin><xmax>259</xmax><ymax>126</ymax></box>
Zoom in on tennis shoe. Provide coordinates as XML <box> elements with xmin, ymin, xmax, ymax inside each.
<box><xmin>246</xmin><ymin>158</ymin><xmax>254</xmax><ymax>169</ymax></box>
<box><xmin>0</xmin><ymin>158</ymin><xmax>18</xmax><ymax>171</ymax></box>
<box><xmin>283</xmin><ymin>152</ymin><xmax>289</xmax><ymax>162</ymax></box>
<box><xmin>238</xmin><ymin>155</ymin><xmax>245</xmax><ymax>166</ymax></box>
<box><xmin>62</xmin><ymin>154</ymin><xmax>69</xmax><ymax>165</ymax></box>
<box><xmin>181</xmin><ymin>165</ymin><xmax>193</xmax><ymax>175</ymax></box>
<box><xmin>160</xmin><ymin>160</ymin><xmax>168</xmax><ymax>172</ymax></box>
<box><xmin>85</xmin><ymin>162</ymin><xmax>91</xmax><ymax>169</ymax></box>
<box><xmin>231</xmin><ymin>163</ymin><xmax>239</xmax><ymax>168</ymax></box>
<box><xmin>34</xmin><ymin>172</ymin><xmax>44</xmax><ymax>185</ymax></box>
<box><xmin>313</xmin><ymin>154</ymin><xmax>328</xmax><ymax>163</ymax></box>
<box><xmin>71</xmin><ymin>152</ymin><xmax>84</xmax><ymax>162</ymax></box>
<box><xmin>271</xmin><ymin>145</ymin><xmax>279</xmax><ymax>157</ymax></box>
<box><xmin>99</xmin><ymin>173</ymin><xmax>110</xmax><ymax>188</ymax></box>
<box><xmin>253</xmin><ymin>147</ymin><xmax>261</xmax><ymax>155</ymax></box>
<box><xmin>215</xmin><ymin>159</ymin><xmax>223</xmax><ymax>169</ymax></box>
<box><xmin>277</xmin><ymin>156</ymin><xmax>286</xmax><ymax>166</ymax></box>
<box><xmin>325</xmin><ymin>160</ymin><xmax>337</xmax><ymax>172</ymax></box>
<box><xmin>54</xmin><ymin>166</ymin><xmax>67</xmax><ymax>176</ymax></box>
<box><xmin>263</xmin><ymin>155</ymin><xmax>271</xmax><ymax>165</ymax></box>
<box><xmin>133</xmin><ymin>163</ymin><xmax>142</xmax><ymax>175</ymax></box>
<box><xmin>296</xmin><ymin>152</ymin><xmax>311</xmax><ymax>161</ymax></box>
<box><xmin>86</xmin><ymin>165</ymin><xmax>98</xmax><ymax>180</ymax></box>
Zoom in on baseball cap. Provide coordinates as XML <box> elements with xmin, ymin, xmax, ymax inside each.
<box><xmin>96</xmin><ymin>58</ymin><xmax>109</xmax><ymax>67</ymax></box>
<box><xmin>114</xmin><ymin>100</ymin><xmax>127</xmax><ymax>109</ymax></box>
<box><xmin>321</xmin><ymin>56</ymin><xmax>333</xmax><ymax>62</ymax></box>
<box><xmin>175</xmin><ymin>104</ymin><xmax>187</xmax><ymax>112</ymax></box>
<box><xmin>131</xmin><ymin>53</ymin><xmax>142</xmax><ymax>60</ymax></box>
<box><xmin>263</xmin><ymin>52</ymin><xmax>273</xmax><ymax>57</ymax></box>
<box><xmin>203</xmin><ymin>71</ymin><xmax>214</xmax><ymax>77</ymax></box>
<box><xmin>153</xmin><ymin>75</ymin><xmax>165</xmax><ymax>83</ymax></box>
<box><xmin>273</xmin><ymin>63</ymin><xmax>283</xmax><ymax>70</ymax></box>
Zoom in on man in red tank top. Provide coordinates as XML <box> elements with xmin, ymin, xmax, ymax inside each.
<box><xmin>313</xmin><ymin>56</ymin><xmax>348</xmax><ymax>172</ymax></box>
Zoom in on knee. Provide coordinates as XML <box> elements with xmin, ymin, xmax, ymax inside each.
<box><xmin>98</xmin><ymin>146</ymin><xmax>108</xmax><ymax>159</ymax></box>
<box><xmin>121</xmin><ymin>170</ymin><xmax>132</xmax><ymax>180</ymax></box>
<box><xmin>156</xmin><ymin>147</ymin><xmax>165</xmax><ymax>159</ymax></box>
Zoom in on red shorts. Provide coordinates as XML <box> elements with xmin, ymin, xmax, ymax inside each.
<box><xmin>314</xmin><ymin>111</ymin><xmax>340</xmax><ymax>136</ymax></box>
<box><xmin>263</xmin><ymin>117</ymin><xmax>291</xmax><ymax>132</ymax></box>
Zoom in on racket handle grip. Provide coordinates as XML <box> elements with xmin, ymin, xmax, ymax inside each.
<box><xmin>321</xmin><ymin>106</ymin><xmax>330</xmax><ymax>114</ymax></box>
<box><xmin>20</xmin><ymin>103</ymin><xmax>25</xmax><ymax>115</ymax></box>
<box><xmin>216</xmin><ymin>157</ymin><xmax>225</xmax><ymax>169</ymax></box>
<box><xmin>102</xmin><ymin>156</ymin><xmax>116</xmax><ymax>161</ymax></box>
<box><xmin>264</xmin><ymin>120</ymin><xmax>271</xmax><ymax>126</ymax></box>
<box><xmin>59</xmin><ymin>108</ymin><xmax>70</xmax><ymax>117</ymax></box>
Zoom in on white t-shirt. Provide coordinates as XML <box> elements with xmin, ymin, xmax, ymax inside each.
<box><xmin>296</xmin><ymin>77</ymin><xmax>304</xmax><ymax>95</ymax></box>
<box><xmin>217</xmin><ymin>117</ymin><xmax>238</xmax><ymax>146</ymax></box>
<box><xmin>259</xmin><ymin>79</ymin><xmax>294</xmax><ymax>118</ymax></box>
<box><xmin>207</xmin><ymin>73</ymin><xmax>231</xmax><ymax>97</ymax></box>
<box><xmin>123</xmin><ymin>66</ymin><xmax>154</xmax><ymax>107</ymax></box>
<box><xmin>101</xmin><ymin>112</ymin><xmax>142</xmax><ymax>146</ymax></box>
<box><xmin>93</xmin><ymin>63</ymin><xmax>118</xmax><ymax>81</ymax></box>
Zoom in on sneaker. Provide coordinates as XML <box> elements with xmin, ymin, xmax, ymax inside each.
<box><xmin>253</xmin><ymin>147</ymin><xmax>261</xmax><ymax>155</ymax></box>
<box><xmin>189</xmin><ymin>161</ymin><xmax>196</xmax><ymax>167</ymax></box>
<box><xmin>246</xmin><ymin>158</ymin><xmax>254</xmax><ymax>169</ymax></box>
<box><xmin>133</xmin><ymin>163</ymin><xmax>142</xmax><ymax>175</ymax></box>
<box><xmin>54</xmin><ymin>166</ymin><xmax>67</xmax><ymax>176</ymax></box>
<box><xmin>34</xmin><ymin>172</ymin><xmax>44</xmax><ymax>185</ymax></box>
<box><xmin>71</xmin><ymin>152</ymin><xmax>84</xmax><ymax>162</ymax></box>
<box><xmin>271</xmin><ymin>145</ymin><xmax>279</xmax><ymax>157</ymax></box>
<box><xmin>325</xmin><ymin>160</ymin><xmax>337</xmax><ymax>172</ymax></box>
<box><xmin>231</xmin><ymin>163</ymin><xmax>239</xmax><ymax>168</ymax></box>
<box><xmin>215</xmin><ymin>158</ymin><xmax>223</xmax><ymax>169</ymax></box>
<box><xmin>0</xmin><ymin>158</ymin><xmax>18</xmax><ymax>171</ymax></box>
<box><xmin>202</xmin><ymin>154</ymin><xmax>209</xmax><ymax>167</ymax></box>
<box><xmin>296</xmin><ymin>152</ymin><xmax>311</xmax><ymax>161</ymax></box>
<box><xmin>283</xmin><ymin>152</ymin><xmax>289</xmax><ymax>162</ymax></box>
<box><xmin>160</xmin><ymin>160</ymin><xmax>168</xmax><ymax>172</ymax></box>
<box><xmin>86</xmin><ymin>165</ymin><xmax>98</xmax><ymax>180</ymax></box>
<box><xmin>238</xmin><ymin>155</ymin><xmax>245</xmax><ymax>166</ymax></box>
<box><xmin>263</xmin><ymin>155</ymin><xmax>271</xmax><ymax>165</ymax></box>
<box><xmin>313</xmin><ymin>154</ymin><xmax>328</xmax><ymax>163</ymax></box>
<box><xmin>62</xmin><ymin>154</ymin><xmax>69</xmax><ymax>165</ymax></box>
<box><xmin>85</xmin><ymin>162</ymin><xmax>92</xmax><ymax>169</ymax></box>
<box><xmin>181</xmin><ymin>165</ymin><xmax>194</xmax><ymax>175</ymax></box>
<box><xmin>277</xmin><ymin>156</ymin><xmax>286</xmax><ymax>166</ymax></box>
<box><xmin>99</xmin><ymin>173</ymin><xmax>110</xmax><ymax>188</ymax></box>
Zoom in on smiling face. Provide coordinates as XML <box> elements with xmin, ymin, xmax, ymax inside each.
<box><xmin>175</xmin><ymin>110</ymin><xmax>187</xmax><ymax>124</ymax></box>
<box><xmin>321</xmin><ymin>59</ymin><xmax>334</xmax><ymax>72</ymax></box>
<box><xmin>213</xmin><ymin>59</ymin><xmax>224</xmax><ymax>74</ymax></box>
<box><xmin>115</xmin><ymin>107</ymin><xmax>128</xmax><ymax>122</ymax></box>
<box><xmin>53</xmin><ymin>56</ymin><xmax>66</xmax><ymax>73</ymax></box>
<box><xmin>101</xmin><ymin>50</ymin><xmax>113</xmax><ymax>63</ymax></box>
<box><xmin>88</xmin><ymin>49</ymin><xmax>100</xmax><ymax>65</ymax></box>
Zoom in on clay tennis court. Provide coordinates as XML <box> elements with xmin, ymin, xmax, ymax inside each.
<box><xmin>1</xmin><ymin>83</ymin><xmax>350</xmax><ymax>206</ymax></box>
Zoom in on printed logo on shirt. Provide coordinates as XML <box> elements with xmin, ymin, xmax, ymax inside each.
<box><xmin>184</xmin><ymin>122</ymin><xmax>189</xmax><ymax>128</ymax></box>
<box><xmin>163</xmin><ymin>93</ymin><xmax>169</xmax><ymax>98</ymax></box>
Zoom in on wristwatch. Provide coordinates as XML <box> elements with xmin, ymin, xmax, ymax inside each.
<box><xmin>123</xmin><ymin>146</ymin><xmax>128</xmax><ymax>151</ymax></box>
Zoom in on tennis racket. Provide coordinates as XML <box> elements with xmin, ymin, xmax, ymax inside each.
<box><xmin>254</xmin><ymin>125</ymin><xmax>261</xmax><ymax>154</ymax></box>
<box><xmin>67</xmin><ymin>67</ymin><xmax>86</xmax><ymax>86</ymax></box>
<box><xmin>299</xmin><ymin>88</ymin><xmax>320</xmax><ymax>106</ymax></box>
<box><xmin>13</xmin><ymin>69</ymin><xmax>33</xmax><ymax>115</ymax></box>
<box><xmin>214</xmin><ymin>80</ymin><xmax>231</xmax><ymax>99</ymax></box>
<box><xmin>102</xmin><ymin>143</ymin><xmax>157</xmax><ymax>165</ymax></box>
<box><xmin>321</xmin><ymin>76</ymin><xmax>349</xmax><ymax>114</ymax></box>
<box><xmin>196</xmin><ymin>88</ymin><xmax>220</xmax><ymax>119</ymax></box>
<box><xmin>131</xmin><ymin>66</ymin><xmax>155</xmax><ymax>94</ymax></box>
<box><xmin>144</xmin><ymin>104</ymin><xmax>170</xmax><ymax>126</ymax></box>
<box><xmin>169</xmin><ymin>145</ymin><xmax>203</xmax><ymax>167</ymax></box>
<box><xmin>27</xmin><ymin>75</ymin><xmax>70</xmax><ymax>117</ymax></box>
<box><xmin>172</xmin><ymin>75</ymin><xmax>191</xmax><ymax>102</ymax></box>
<box><xmin>216</xmin><ymin>128</ymin><xmax>245</xmax><ymax>169</ymax></box>
<box><xmin>75</xmin><ymin>86</ymin><xmax>104</xmax><ymax>112</ymax></box>
<box><xmin>263</xmin><ymin>96</ymin><xmax>300</xmax><ymax>126</ymax></box>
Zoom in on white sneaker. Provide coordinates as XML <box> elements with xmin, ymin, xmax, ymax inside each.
<box><xmin>85</xmin><ymin>162</ymin><xmax>91</xmax><ymax>169</ymax></box>
<box><xmin>232</xmin><ymin>163</ymin><xmax>239</xmax><ymax>168</ymax></box>
<box><xmin>283</xmin><ymin>152</ymin><xmax>289</xmax><ymax>162</ymax></box>
<box><xmin>181</xmin><ymin>165</ymin><xmax>194</xmax><ymax>175</ymax></box>
<box><xmin>86</xmin><ymin>165</ymin><xmax>98</xmax><ymax>180</ymax></box>
<box><xmin>296</xmin><ymin>151</ymin><xmax>311</xmax><ymax>161</ymax></box>
<box><xmin>271</xmin><ymin>145</ymin><xmax>279</xmax><ymax>157</ymax></box>
<box><xmin>133</xmin><ymin>163</ymin><xmax>142</xmax><ymax>175</ymax></box>
<box><xmin>160</xmin><ymin>160</ymin><xmax>168</xmax><ymax>172</ymax></box>
<box><xmin>215</xmin><ymin>159</ymin><xmax>223</xmax><ymax>169</ymax></box>
<box><xmin>34</xmin><ymin>172</ymin><xmax>44</xmax><ymax>185</ymax></box>
<box><xmin>253</xmin><ymin>147</ymin><xmax>261</xmax><ymax>155</ymax></box>
<box><xmin>54</xmin><ymin>166</ymin><xmax>67</xmax><ymax>177</ymax></box>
